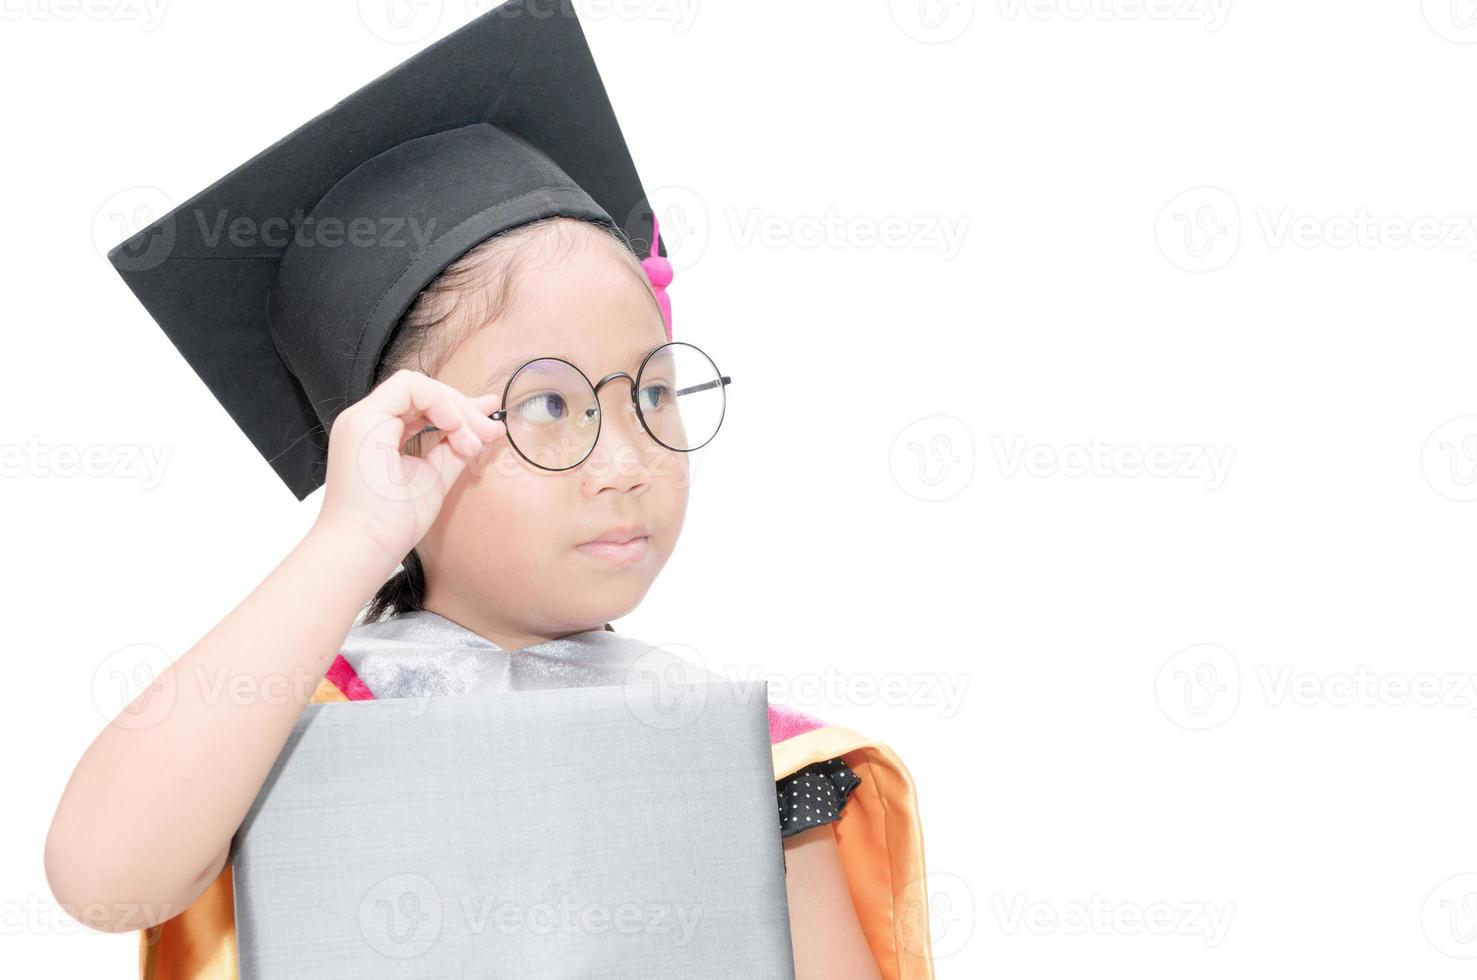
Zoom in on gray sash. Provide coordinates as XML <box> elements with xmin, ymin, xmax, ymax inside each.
<box><xmin>339</xmin><ymin>609</ymin><xmax>719</xmax><ymax>700</ymax></box>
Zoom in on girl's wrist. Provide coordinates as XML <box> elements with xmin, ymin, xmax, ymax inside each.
<box><xmin>304</xmin><ymin>518</ymin><xmax>407</xmax><ymax>581</ymax></box>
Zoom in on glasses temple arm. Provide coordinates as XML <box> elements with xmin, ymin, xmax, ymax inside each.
<box><xmin>674</xmin><ymin>375</ymin><xmax>732</xmax><ymax>397</ymax></box>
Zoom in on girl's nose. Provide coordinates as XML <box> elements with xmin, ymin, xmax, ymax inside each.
<box><xmin>595</xmin><ymin>377</ymin><xmax>642</xmax><ymax>440</ymax></box>
<box><xmin>581</xmin><ymin>380</ymin><xmax>654</xmax><ymax>489</ymax></box>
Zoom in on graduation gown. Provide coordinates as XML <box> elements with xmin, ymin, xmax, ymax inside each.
<box><xmin>136</xmin><ymin>617</ymin><xmax>936</xmax><ymax>979</ymax></box>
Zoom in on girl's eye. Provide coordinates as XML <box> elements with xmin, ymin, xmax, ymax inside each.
<box><xmin>512</xmin><ymin>391</ymin><xmax>569</xmax><ymax>424</ymax></box>
<box><xmin>637</xmin><ymin>383</ymin><xmax>671</xmax><ymax>413</ymax></box>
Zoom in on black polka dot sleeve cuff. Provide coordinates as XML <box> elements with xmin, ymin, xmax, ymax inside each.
<box><xmin>775</xmin><ymin>756</ymin><xmax>860</xmax><ymax>839</ymax></box>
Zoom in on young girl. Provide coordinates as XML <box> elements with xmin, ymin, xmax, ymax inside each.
<box><xmin>44</xmin><ymin>4</ymin><xmax>933</xmax><ymax>978</ymax></box>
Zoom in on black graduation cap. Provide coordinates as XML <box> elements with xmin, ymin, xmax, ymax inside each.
<box><xmin>106</xmin><ymin>0</ymin><xmax>663</xmax><ymax>502</ymax></box>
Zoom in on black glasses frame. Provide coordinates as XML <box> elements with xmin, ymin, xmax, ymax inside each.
<box><xmin>411</xmin><ymin>341</ymin><xmax>733</xmax><ymax>472</ymax></box>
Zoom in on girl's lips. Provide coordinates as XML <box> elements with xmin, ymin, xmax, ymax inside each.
<box><xmin>575</xmin><ymin>535</ymin><xmax>649</xmax><ymax>566</ymax></box>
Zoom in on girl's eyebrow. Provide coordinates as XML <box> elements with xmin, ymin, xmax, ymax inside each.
<box><xmin>477</xmin><ymin>344</ymin><xmax>667</xmax><ymax>392</ymax></box>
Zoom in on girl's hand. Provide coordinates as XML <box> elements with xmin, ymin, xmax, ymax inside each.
<box><xmin>312</xmin><ymin>368</ymin><xmax>506</xmax><ymax>565</ymax></box>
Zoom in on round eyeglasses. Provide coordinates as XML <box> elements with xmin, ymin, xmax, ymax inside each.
<box><xmin>410</xmin><ymin>341</ymin><xmax>732</xmax><ymax>471</ymax></box>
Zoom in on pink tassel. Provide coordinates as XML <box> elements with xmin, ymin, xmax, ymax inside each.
<box><xmin>640</xmin><ymin>213</ymin><xmax>673</xmax><ymax>340</ymax></box>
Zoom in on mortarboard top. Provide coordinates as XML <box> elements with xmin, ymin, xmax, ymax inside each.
<box><xmin>106</xmin><ymin>0</ymin><xmax>663</xmax><ymax>502</ymax></box>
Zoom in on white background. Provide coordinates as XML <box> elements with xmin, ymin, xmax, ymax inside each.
<box><xmin>5</xmin><ymin>0</ymin><xmax>1477</xmax><ymax>976</ymax></box>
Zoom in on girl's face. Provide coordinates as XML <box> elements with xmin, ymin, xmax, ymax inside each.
<box><xmin>414</xmin><ymin>233</ymin><xmax>689</xmax><ymax>645</ymax></box>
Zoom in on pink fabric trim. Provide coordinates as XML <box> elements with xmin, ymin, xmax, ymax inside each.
<box><xmin>325</xmin><ymin>653</ymin><xmax>375</xmax><ymax>701</ymax></box>
<box><xmin>768</xmin><ymin>702</ymin><xmax>826</xmax><ymax>743</ymax></box>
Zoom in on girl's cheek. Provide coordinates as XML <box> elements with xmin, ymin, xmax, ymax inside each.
<box><xmin>659</xmin><ymin>455</ymin><xmax>692</xmax><ymax>505</ymax></box>
<box><xmin>633</xmin><ymin>446</ymin><xmax>681</xmax><ymax>489</ymax></box>
<box><xmin>477</xmin><ymin>443</ymin><xmax>525</xmax><ymax>481</ymax></box>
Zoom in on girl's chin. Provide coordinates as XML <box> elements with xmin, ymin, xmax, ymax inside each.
<box><xmin>561</xmin><ymin>567</ymin><xmax>655</xmax><ymax>618</ymax></box>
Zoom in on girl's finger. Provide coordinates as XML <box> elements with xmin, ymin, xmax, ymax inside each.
<box><xmin>461</xmin><ymin>391</ymin><xmax>506</xmax><ymax>442</ymax></box>
<box><xmin>367</xmin><ymin>370</ymin><xmax>468</xmax><ymax>439</ymax></box>
<box><xmin>419</xmin><ymin>385</ymin><xmax>494</xmax><ymax>456</ymax></box>
<box><xmin>425</xmin><ymin>427</ymin><xmax>479</xmax><ymax>488</ymax></box>
<box><xmin>439</xmin><ymin>390</ymin><xmax>497</xmax><ymax>456</ymax></box>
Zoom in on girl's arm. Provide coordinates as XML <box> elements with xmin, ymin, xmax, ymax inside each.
<box><xmin>43</xmin><ymin>370</ymin><xmax>501</xmax><ymax>935</ymax></box>
<box><xmin>783</xmin><ymin>823</ymin><xmax>884</xmax><ymax>980</ymax></box>
<box><xmin>43</xmin><ymin>522</ymin><xmax>401</xmax><ymax>933</ymax></box>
